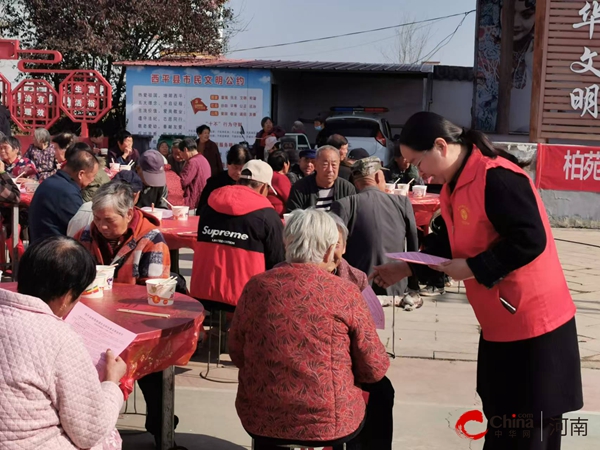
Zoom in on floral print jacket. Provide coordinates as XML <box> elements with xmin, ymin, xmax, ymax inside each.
<box><xmin>24</xmin><ymin>144</ymin><xmax>57</xmax><ymax>181</ymax></box>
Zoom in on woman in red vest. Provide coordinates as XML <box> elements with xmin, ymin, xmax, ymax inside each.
<box><xmin>371</xmin><ymin>112</ymin><xmax>582</xmax><ymax>450</ymax></box>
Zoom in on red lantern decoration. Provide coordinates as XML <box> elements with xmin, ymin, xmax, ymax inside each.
<box><xmin>59</xmin><ymin>70</ymin><xmax>112</xmax><ymax>136</ymax></box>
<box><xmin>10</xmin><ymin>79</ymin><xmax>60</xmax><ymax>132</ymax></box>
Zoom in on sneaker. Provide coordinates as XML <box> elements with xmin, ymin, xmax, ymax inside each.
<box><xmin>445</xmin><ymin>277</ymin><xmax>455</xmax><ymax>288</ymax></box>
<box><xmin>420</xmin><ymin>285</ymin><xmax>445</xmax><ymax>297</ymax></box>
<box><xmin>379</xmin><ymin>296</ymin><xmax>393</xmax><ymax>307</ymax></box>
<box><xmin>397</xmin><ymin>291</ymin><xmax>424</xmax><ymax>311</ymax></box>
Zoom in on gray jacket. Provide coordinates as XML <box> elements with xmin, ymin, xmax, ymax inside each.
<box><xmin>331</xmin><ymin>186</ymin><xmax>419</xmax><ymax>296</ymax></box>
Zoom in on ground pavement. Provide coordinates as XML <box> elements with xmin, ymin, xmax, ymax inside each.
<box><xmin>118</xmin><ymin>228</ymin><xmax>600</xmax><ymax>449</ymax></box>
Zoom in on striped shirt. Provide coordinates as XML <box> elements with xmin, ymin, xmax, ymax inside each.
<box><xmin>315</xmin><ymin>188</ymin><xmax>334</xmax><ymax>210</ymax></box>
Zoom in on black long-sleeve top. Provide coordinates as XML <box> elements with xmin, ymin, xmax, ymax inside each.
<box><xmin>413</xmin><ymin>166</ymin><xmax>547</xmax><ymax>288</ymax></box>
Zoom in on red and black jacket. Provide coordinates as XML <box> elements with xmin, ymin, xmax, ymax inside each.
<box><xmin>190</xmin><ymin>185</ymin><xmax>285</xmax><ymax>307</ymax></box>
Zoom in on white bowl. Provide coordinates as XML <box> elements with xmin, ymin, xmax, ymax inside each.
<box><xmin>146</xmin><ymin>279</ymin><xmax>177</xmax><ymax>306</ymax></box>
<box><xmin>412</xmin><ymin>185</ymin><xmax>428</xmax><ymax>198</ymax></box>
<box><xmin>171</xmin><ymin>205</ymin><xmax>190</xmax><ymax>220</ymax></box>
<box><xmin>23</xmin><ymin>181</ymin><xmax>39</xmax><ymax>194</ymax></box>
<box><xmin>395</xmin><ymin>184</ymin><xmax>410</xmax><ymax>196</ymax></box>
<box><xmin>119</xmin><ymin>165</ymin><xmax>131</xmax><ymax>171</ymax></box>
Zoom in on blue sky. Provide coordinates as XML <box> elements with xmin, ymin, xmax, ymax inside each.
<box><xmin>225</xmin><ymin>0</ymin><xmax>477</xmax><ymax>66</ymax></box>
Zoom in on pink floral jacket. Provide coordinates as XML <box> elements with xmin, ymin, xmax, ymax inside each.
<box><xmin>0</xmin><ymin>288</ymin><xmax>123</xmax><ymax>449</ymax></box>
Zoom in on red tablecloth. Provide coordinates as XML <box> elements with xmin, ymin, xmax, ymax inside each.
<box><xmin>410</xmin><ymin>193</ymin><xmax>441</xmax><ymax>228</ymax></box>
<box><xmin>160</xmin><ymin>216</ymin><xmax>200</xmax><ymax>250</ymax></box>
<box><xmin>158</xmin><ymin>194</ymin><xmax>440</xmax><ymax>250</ymax></box>
<box><xmin>2</xmin><ymin>282</ymin><xmax>205</xmax><ymax>399</ymax></box>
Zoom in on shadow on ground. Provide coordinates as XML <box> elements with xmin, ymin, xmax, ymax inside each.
<box><xmin>120</xmin><ymin>430</ymin><xmax>247</xmax><ymax>450</ymax></box>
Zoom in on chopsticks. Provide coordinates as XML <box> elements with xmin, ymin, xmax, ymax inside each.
<box><xmin>117</xmin><ymin>308</ymin><xmax>171</xmax><ymax>318</ymax></box>
<box><xmin>163</xmin><ymin>197</ymin><xmax>175</xmax><ymax>209</ymax></box>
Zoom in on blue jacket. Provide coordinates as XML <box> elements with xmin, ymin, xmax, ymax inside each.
<box><xmin>29</xmin><ymin>170</ymin><xmax>82</xmax><ymax>243</ymax></box>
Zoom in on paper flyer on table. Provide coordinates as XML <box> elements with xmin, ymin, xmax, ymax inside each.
<box><xmin>64</xmin><ymin>302</ymin><xmax>136</xmax><ymax>378</ymax></box>
<box><xmin>386</xmin><ymin>252</ymin><xmax>450</xmax><ymax>266</ymax></box>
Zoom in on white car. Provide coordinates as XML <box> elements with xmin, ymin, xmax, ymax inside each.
<box><xmin>321</xmin><ymin>113</ymin><xmax>394</xmax><ymax>164</ymax></box>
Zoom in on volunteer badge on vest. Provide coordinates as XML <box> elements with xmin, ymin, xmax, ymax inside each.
<box><xmin>458</xmin><ymin>205</ymin><xmax>470</xmax><ymax>225</ymax></box>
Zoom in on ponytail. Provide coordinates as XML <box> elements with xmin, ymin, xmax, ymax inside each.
<box><xmin>460</xmin><ymin>129</ymin><xmax>522</xmax><ymax>167</ymax></box>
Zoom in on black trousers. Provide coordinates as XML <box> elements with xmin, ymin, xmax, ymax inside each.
<box><xmin>483</xmin><ymin>416</ymin><xmax>563</xmax><ymax>450</ymax></box>
<box><xmin>252</xmin><ymin>376</ymin><xmax>395</xmax><ymax>450</ymax></box>
<box><xmin>137</xmin><ymin>371</ymin><xmax>164</xmax><ymax>436</ymax></box>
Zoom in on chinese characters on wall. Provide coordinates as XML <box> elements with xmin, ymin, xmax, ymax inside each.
<box><xmin>125</xmin><ymin>67</ymin><xmax>271</xmax><ymax>157</ymax></box>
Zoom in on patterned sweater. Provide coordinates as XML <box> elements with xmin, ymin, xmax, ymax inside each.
<box><xmin>0</xmin><ymin>288</ymin><xmax>123</xmax><ymax>449</ymax></box>
<box><xmin>229</xmin><ymin>263</ymin><xmax>389</xmax><ymax>442</ymax></box>
<box><xmin>75</xmin><ymin>209</ymin><xmax>170</xmax><ymax>285</ymax></box>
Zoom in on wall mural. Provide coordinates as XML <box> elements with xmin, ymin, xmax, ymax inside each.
<box><xmin>473</xmin><ymin>0</ymin><xmax>536</xmax><ymax>133</ymax></box>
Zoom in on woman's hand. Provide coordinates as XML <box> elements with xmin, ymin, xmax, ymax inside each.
<box><xmin>0</xmin><ymin>160</ymin><xmax>5</xmax><ymax>173</ymax></box>
<box><xmin>429</xmin><ymin>258</ymin><xmax>474</xmax><ymax>281</ymax></box>
<box><xmin>369</xmin><ymin>262</ymin><xmax>412</xmax><ymax>289</ymax></box>
<box><xmin>104</xmin><ymin>349</ymin><xmax>127</xmax><ymax>384</ymax></box>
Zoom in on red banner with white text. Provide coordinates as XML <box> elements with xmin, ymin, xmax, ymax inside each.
<box><xmin>535</xmin><ymin>144</ymin><xmax>600</xmax><ymax>193</ymax></box>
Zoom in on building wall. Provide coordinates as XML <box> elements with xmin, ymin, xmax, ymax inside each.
<box><xmin>429</xmin><ymin>79</ymin><xmax>473</xmax><ymax>128</ymax></box>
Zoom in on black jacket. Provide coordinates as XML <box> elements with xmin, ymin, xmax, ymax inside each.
<box><xmin>286</xmin><ymin>173</ymin><xmax>356</xmax><ymax>212</ymax></box>
<box><xmin>196</xmin><ymin>170</ymin><xmax>236</xmax><ymax>213</ymax></box>
<box><xmin>137</xmin><ymin>185</ymin><xmax>169</xmax><ymax>210</ymax></box>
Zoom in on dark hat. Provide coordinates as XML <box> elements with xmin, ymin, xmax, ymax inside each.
<box><xmin>348</xmin><ymin>148</ymin><xmax>370</xmax><ymax>160</ymax></box>
<box><xmin>113</xmin><ymin>170</ymin><xmax>144</xmax><ymax>193</ymax></box>
<box><xmin>138</xmin><ymin>150</ymin><xmax>166</xmax><ymax>187</ymax></box>
<box><xmin>299</xmin><ymin>149</ymin><xmax>316</xmax><ymax>159</ymax></box>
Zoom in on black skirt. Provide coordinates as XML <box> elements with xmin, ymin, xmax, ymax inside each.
<box><xmin>477</xmin><ymin>317</ymin><xmax>583</xmax><ymax>421</ymax></box>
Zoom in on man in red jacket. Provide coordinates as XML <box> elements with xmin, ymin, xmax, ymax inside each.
<box><xmin>190</xmin><ymin>160</ymin><xmax>285</xmax><ymax>310</ymax></box>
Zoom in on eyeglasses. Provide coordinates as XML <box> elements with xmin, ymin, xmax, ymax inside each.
<box><xmin>414</xmin><ymin>150</ymin><xmax>429</xmax><ymax>169</ymax></box>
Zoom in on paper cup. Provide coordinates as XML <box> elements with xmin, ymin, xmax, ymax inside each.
<box><xmin>146</xmin><ymin>209</ymin><xmax>163</xmax><ymax>223</ymax></box>
<box><xmin>412</xmin><ymin>185</ymin><xmax>427</xmax><ymax>198</ymax></box>
<box><xmin>110</xmin><ymin>163</ymin><xmax>120</xmax><ymax>172</ymax></box>
<box><xmin>100</xmin><ymin>148</ymin><xmax>108</xmax><ymax>156</ymax></box>
<box><xmin>81</xmin><ymin>274</ymin><xmax>106</xmax><ymax>298</ymax></box>
<box><xmin>23</xmin><ymin>181</ymin><xmax>39</xmax><ymax>193</ymax></box>
<box><xmin>96</xmin><ymin>265</ymin><xmax>116</xmax><ymax>290</ymax></box>
<box><xmin>172</xmin><ymin>205</ymin><xmax>190</xmax><ymax>220</ymax></box>
<box><xmin>385</xmin><ymin>183</ymin><xmax>396</xmax><ymax>194</ymax></box>
<box><xmin>395</xmin><ymin>184</ymin><xmax>410</xmax><ymax>196</ymax></box>
<box><xmin>146</xmin><ymin>279</ymin><xmax>177</xmax><ymax>306</ymax></box>
<box><xmin>283</xmin><ymin>213</ymin><xmax>292</xmax><ymax>223</ymax></box>
<box><xmin>119</xmin><ymin>165</ymin><xmax>131</xmax><ymax>171</ymax></box>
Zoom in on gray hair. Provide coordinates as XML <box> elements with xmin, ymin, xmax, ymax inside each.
<box><xmin>316</xmin><ymin>145</ymin><xmax>339</xmax><ymax>160</ymax></box>
<box><xmin>284</xmin><ymin>208</ymin><xmax>338</xmax><ymax>263</ymax></box>
<box><xmin>329</xmin><ymin>213</ymin><xmax>348</xmax><ymax>243</ymax></box>
<box><xmin>34</xmin><ymin>128</ymin><xmax>51</xmax><ymax>145</ymax></box>
<box><xmin>92</xmin><ymin>182</ymin><xmax>134</xmax><ymax>217</ymax></box>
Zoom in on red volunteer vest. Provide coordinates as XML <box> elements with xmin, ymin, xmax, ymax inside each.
<box><xmin>440</xmin><ymin>148</ymin><xmax>575</xmax><ymax>342</ymax></box>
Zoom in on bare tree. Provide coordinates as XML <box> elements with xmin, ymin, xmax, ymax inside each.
<box><xmin>380</xmin><ymin>14</ymin><xmax>432</xmax><ymax>64</ymax></box>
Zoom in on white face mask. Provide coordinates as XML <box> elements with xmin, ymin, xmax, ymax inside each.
<box><xmin>315</xmin><ymin>125</ymin><xmax>323</xmax><ymax>131</ymax></box>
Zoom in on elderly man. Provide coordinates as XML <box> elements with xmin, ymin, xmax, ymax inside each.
<box><xmin>107</xmin><ymin>130</ymin><xmax>140</xmax><ymax>165</ymax></box>
<box><xmin>385</xmin><ymin>143</ymin><xmax>424</xmax><ymax>186</ymax></box>
<box><xmin>287</xmin><ymin>148</ymin><xmax>316</xmax><ymax>184</ymax></box>
<box><xmin>326</xmin><ymin>134</ymin><xmax>352</xmax><ymax>180</ymax></box>
<box><xmin>230</xmin><ymin>208</ymin><xmax>393</xmax><ymax>449</ymax></box>
<box><xmin>191</xmin><ymin>160</ymin><xmax>284</xmax><ymax>310</ymax></box>
<box><xmin>29</xmin><ymin>149</ymin><xmax>99</xmax><ymax>244</ymax></box>
<box><xmin>331</xmin><ymin>156</ymin><xmax>421</xmax><ymax>308</ymax></box>
<box><xmin>287</xmin><ymin>145</ymin><xmax>356</xmax><ymax>212</ymax></box>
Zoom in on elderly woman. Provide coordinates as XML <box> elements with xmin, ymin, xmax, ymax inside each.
<box><xmin>24</xmin><ymin>127</ymin><xmax>57</xmax><ymax>181</ymax></box>
<box><xmin>74</xmin><ymin>181</ymin><xmax>172</xmax><ymax>446</ymax></box>
<box><xmin>75</xmin><ymin>181</ymin><xmax>170</xmax><ymax>284</ymax></box>
<box><xmin>0</xmin><ymin>135</ymin><xmax>37</xmax><ymax>179</ymax></box>
<box><xmin>230</xmin><ymin>208</ymin><xmax>394</xmax><ymax>450</ymax></box>
<box><xmin>0</xmin><ymin>236</ymin><xmax>126</xmax><ymax>449</ymax></box>
<box><xmin>253</xmin><ymin>116</ymin><xmax>285</xmax><ymax>161</ymax></box>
